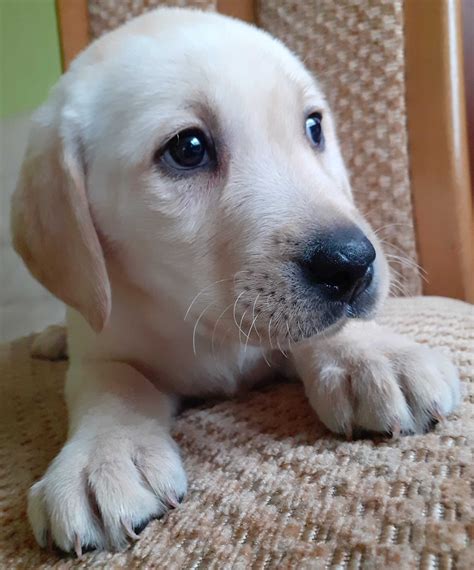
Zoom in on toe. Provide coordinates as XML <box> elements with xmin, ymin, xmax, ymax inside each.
<box><xmin>27</xmin><ymin>482</ymin><xmax>49</xmax><ymax>548</ymax></box>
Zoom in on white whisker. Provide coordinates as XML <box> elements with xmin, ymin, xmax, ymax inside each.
<box><xmin>243</xmin><ymin>294</ymin><xmax>261</xmax><ymax>354</ymax></box>
<box><xmin>184</xmin><ymin>278</ymin><xmax>232</xmax><ymax>321</ymax></box>
<box><xmin>385</xmin><ymin>253</ymin><xmax>428</xmax><ymax>282</ymax></box>
<box><xmin>277</xmin><ymin>336</ymin><xmax>288</xmax><ymax>359</ymax></box>
<box><xmin>218</xmin><ymin>325</ymin><xmax>233</xmax><ymax>351</ymax></box>
<box><xmin>192</xmin><ymin>301</ymin><xmax>214</xmax><ymax>356</ymax></box>
<box><xmin>238</xmin><ymin>308</ymin><xmax>249</xmax><ymax>345</ymax></box>
<box><xmin>232</xmin><ymin>290</ymin><xmax>247</xmax><ymax>338</ymax></box>
<box><xmin>286</xmin><ymin>320</ymin><xmax>297</xmax><ymax>346</ymax></box>
<box><xmin>267</xmin><ymin>315</ymin><xmax>274</xmax><ymax>351</ymax></box>
<box><xmin>296</xmin><ymin>319</ymin><xmax>306</xmax><ymax>340</ymax></box>
<box><xmin>259</xmin><ymin>328</ymin><xmax>272</xmax><ymax>368</ymax></box>
<box><xmin>390</xmin><ymin>275</ymin><xmax>409</xmax><ymax>296</ymax></box>
<box><xmin>389</xmin><ymin>279</ymin><xmax>406</xmax><ymax>296</ymax></box>
<box><xmin>184</xmin><ymin>269</ymin><xmax>252</xmax><ymax>321</ymax></box>
<box><xmin>211</xmin><ymin>301</ymin><xmax>235</xmax><ymax>356</ymax></box>
<box><xmin>373</xmin><ymin>222</ymin><xmax>414</xmax><ymax>236</ymax></box>
<box><xmin>380</xmin><ymin>240</ymin><xmax>428</xmax><ymax>277</ymax></box>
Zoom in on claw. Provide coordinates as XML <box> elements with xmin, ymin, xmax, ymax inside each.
<box><xmin>166</xmin><ymin>494</ymin><xmax>180</xmax><ymax>509</ymax></box>
<box><xmin>432</xmin><ymin>407</ymin><xmax>446</xmax><ymax>425</ymax></box>
<box><xmin>391</xmin><ymin>419</ymin><xmax>401</xmax><ymax>439</ymax></box>
<box><xmin>74</xmin><ymin>534</ymin><xmax>83</xmax><ymax>559</ymax></box>
<box><xmin>122</xmin><ymin>520</ymin><xmax>140</xmax><ymax>541</ymax></box>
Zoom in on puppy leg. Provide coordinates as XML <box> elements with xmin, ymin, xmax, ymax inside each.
<box><xmin>292</xmin><ymin>321</ymin><xmax>461</xmax><ymax>438</ymax></box>
<box><xmin>28</xmin><ymin>361</ymin><xmax>186</xmax><ymax>554</ymax></box>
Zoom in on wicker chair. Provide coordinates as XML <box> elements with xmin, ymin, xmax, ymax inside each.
<box><xmin>0</xmin><ymin>2</ymin><xmax>472</xmax><ymax>567</ymax></box>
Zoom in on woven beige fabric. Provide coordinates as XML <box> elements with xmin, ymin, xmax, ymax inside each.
<box><xmin>258</xmin><ymin>0</ymin><xmax>421</xmax><ymax>295</ymax></box>
<box><xmin>0</xmin><ymin>296</ymin><xmax>472</xmax><ymax>568</ymax></box>
<box><xmin>88</xmin><ymin>0</ymin><xmax>216</xmax><ymax>39</ymax></box>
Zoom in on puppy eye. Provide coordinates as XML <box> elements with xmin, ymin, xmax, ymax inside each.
<box><xmin>305</xmin><ymin>112</ymin><xmax>324</xmax><ymax>149</ymax></box>
<box><xmin>160</xmin><ymin>128</ymin><xmax>214</xmax><ymax>170</ymax></box>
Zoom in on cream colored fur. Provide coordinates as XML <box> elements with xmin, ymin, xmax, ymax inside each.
<box><xmin>11</xmin><ymin>8</ymin><xmax>460</xmax><ymax>554</ymax></box>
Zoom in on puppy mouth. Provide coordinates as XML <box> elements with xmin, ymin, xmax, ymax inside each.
<box><xmin>226</xmin><ymin>225</ymin><xmax>384</xmax><ymax>348</ymax></box>
<box><xmin>231</xmin><ymin>262</ymin><xmax>380</xmax><ymax>348</ymax></box>
<box><xmin>297</xmin><ymin>276</ymin><xmax>380</xmax><ymax>340</ymax></box>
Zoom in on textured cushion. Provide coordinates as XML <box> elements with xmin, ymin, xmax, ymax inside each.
<box><xmin>0</xmin><ymin>296</ymin><xmax>473</xmax><ymax>568</ymax></box>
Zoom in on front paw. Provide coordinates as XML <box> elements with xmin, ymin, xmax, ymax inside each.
<box><xmin>295</xmin><ymin>324</ymin><xmax>461</xmax><ymax>438</ymax></box>
<box><xmin>28</xmin><ymin>430</ymin><xmax>187</xmax><ymax>554</ymax></box>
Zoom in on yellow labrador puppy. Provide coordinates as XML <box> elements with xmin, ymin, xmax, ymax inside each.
<box><xmin>11</xmin><ymin>8</ymin><xmax>460</xmax><ymax>554</ymax></box>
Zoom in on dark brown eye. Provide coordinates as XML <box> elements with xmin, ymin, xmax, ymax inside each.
<box><xmin>305</xmin><ymin>112</ymin><xmax>324</xmax><ymax>149</ymax></box>
<box><xmin>161</xmin><ymin>128</ymin><xmax>213</xmax><ymax>170</ymax></box>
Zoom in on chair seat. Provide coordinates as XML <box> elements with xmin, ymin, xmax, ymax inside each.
<box><xmin>0</xmin><ymin>296</ymin><xmax>472</xmax><ymax>567</ymax></box>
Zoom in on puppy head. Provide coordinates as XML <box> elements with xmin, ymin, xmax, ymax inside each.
<box><xmin>12</xmin><ymin>8</ymin><xmax>389</xmax><ymax>344</ymax></box>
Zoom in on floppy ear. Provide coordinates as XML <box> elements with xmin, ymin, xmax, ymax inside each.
<box><xmin>11</xmin><ymin>92</ymin><xmax>111</xmax><ymax>333</ymax></box>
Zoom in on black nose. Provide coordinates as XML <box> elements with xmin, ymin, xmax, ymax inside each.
<box><xmin>299</xmin><ymin>226</ymin><xmax>376</xmax><ymax>302</ymax></box>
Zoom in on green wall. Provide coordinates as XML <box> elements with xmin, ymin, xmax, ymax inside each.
<box><xmin>1</xmin><ymin>0</ymin><xmax>62</xmax><ymax>118</ymax></box>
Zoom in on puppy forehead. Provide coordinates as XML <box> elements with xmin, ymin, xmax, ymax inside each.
<box><xmin>86</xmin><ymin>11</ymin><xmax>321</xmax><ymax>118</ymax></box>
<box><xmin>75</xmin><ymin>9</ymin><xmax>325</xmax><ymax>165</ymax></box>
<box><xmin>135</xmin><ymin>37</ymin><xmax>309</xmax><ymax>90</ymax></box>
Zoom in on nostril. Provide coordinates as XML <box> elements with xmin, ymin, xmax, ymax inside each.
<box><xmin>350</xmin><ymin>263</ymin><xmax>374</xmax><ymax>300</ymax></box>
<box><xmin>310</xmin><ymin>264</ymin><xmax>373</xmax><ymax>298</ymax></box>
<box><xmin>298</xmin><ymin>227</ymin><xmax>376</xmax><ymax>302</ymax></box>
<box><xmin>330</xmin><ymin>270</ymin><xmax>353</xmax><ymax>291</ymax></box>
<box><xmin>316</xmin><ymin>268</ymin><xmax>354</xmax><ymax>292</ymax></box>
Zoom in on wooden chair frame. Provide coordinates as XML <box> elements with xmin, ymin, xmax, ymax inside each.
<box><xmin>56</xmin><ymin>0</ymin><xmax>474</xmax><ymax>302</ymax></box>
<box><xmin>404</xmin><ymin>0</ymin><xmax>473</xmax><ymax>302</ymax></box>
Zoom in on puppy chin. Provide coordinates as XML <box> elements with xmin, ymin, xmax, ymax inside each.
<box><xmin>296</xmin><ymin>274</ymin><xmax>383</xmax><ymax>344</ymax></box>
